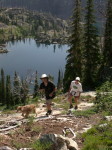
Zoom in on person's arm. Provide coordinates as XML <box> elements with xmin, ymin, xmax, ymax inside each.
<box><xmin>39</xmin><ymin>83</ymin><xmax>45</xmax><ymax>93</ymax></box>
<box><xmin>49</xmin><ymin>83</ymin><xmax>56</xmax><ymax>97</ymax></box>
<box><xmin>79</xmin><ymin>84</ymin><xmax>83</xmax><ymax>92</ymax></box>
<box><xmin>78</xmin><ymin>84</ymin><xmax>83</xmax><ymax>96</ymax></box>
<box><xmin>49</xmin><ymin>88</ymin><xmax>56</xmax><ymax>97</ymax></box>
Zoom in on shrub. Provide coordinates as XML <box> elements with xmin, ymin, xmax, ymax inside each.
<box><xmin>82</xmin><ymin>121</ymin><xmax>112</xmax><ymax>150</ymax></box>
<box><xmin>73</xmin><ymin>108</ymin><xmax>96</xmax><ymax>117</ymax></box>
<box><xmin>95</xmin><ymin>81</ymin><xmax>112</xmax><ymax>115</ymax></box>
<box><xmin>31</xmin><ymin>140</ymin><xmax>52</xmax><ymax>150</ymax></box>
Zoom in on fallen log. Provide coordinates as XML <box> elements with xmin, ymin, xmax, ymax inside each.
<box><xmin>0</xmin><ymin>125</ymin><xmax>19</xmax><ymax>132</ymax></box>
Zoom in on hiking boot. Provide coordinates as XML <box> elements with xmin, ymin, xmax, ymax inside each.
<box><xmin>69</xmin><ymin>104</ymin><xmax>73</xmax><ymax>109</ymax></box>
<box><xmin>48</xmin><ymin>110</ymin><xmax>52</xmax><ymax>115</ymax></box>
<box><xmin>46</xmin><ymin>110</ymin><xmax>52</xmax><ymax>116</ymax></box>
<box><xmin>74</xmin><ymin>105</ymin><xmax>78</xmax><ymax>110</ymax></box>
<box><xmin>46</xmin><ymin>112</ymin><xmax>49</xmax><ymax>116</ymax></box>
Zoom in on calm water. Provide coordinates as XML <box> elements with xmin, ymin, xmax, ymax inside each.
<box><xmin>0</xmin><ymin>39</ymin><xmax>69</xmax><ymax>84</ymax></box>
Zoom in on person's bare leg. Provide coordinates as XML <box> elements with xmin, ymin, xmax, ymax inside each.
<box><xmin>74</xmin><ymin>97</ymin><xmax>79</xmax><ymax>109</ymax></box>
<box><xmin>68</xmin><ymin>94</ymin><xmax>73</xmax><ymax>108</ymax></box>
<box><xmin>47</xmin><ymin>103</ymin><xmax>51</xmax><ymax>111</ymax></box>
<box><xmin>46</xmin><ymin>101</ymin><xmax>52</xmax><ymax>115</ymax></box>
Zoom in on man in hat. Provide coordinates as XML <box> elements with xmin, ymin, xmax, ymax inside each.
<box><xmin>39</xmin><ymin>74</ymin><xmax>56</xmax><ymax>116</ymax></box>
<box><xmin>68</xmin><ymin>77</ymin><xmax>82</xmax><ymax>110</ymax></box>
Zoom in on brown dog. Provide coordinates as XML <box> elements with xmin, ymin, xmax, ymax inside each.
<box><xmin>17</xmin><ymin>104</ymin><xmax>37</xmax><ymax>118</ymax></box>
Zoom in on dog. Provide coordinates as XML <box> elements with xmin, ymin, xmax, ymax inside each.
<box><xmin>17</xmin><ymin>104</ymin><xmax>37</xmax><ymax>118</ymax></box>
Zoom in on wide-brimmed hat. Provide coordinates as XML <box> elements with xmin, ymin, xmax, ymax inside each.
<box><xmin>40</xmin><ymin>74</ymin><xmax>48</xmax><ymax>79</ymax></box>
<box><xmin>75</xmin><ymin>77</ymin><xmax>80</xmax><ymax>81</ymax></box>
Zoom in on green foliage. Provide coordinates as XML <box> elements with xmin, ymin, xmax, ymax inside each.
<box><xmin>53</xmin><ymin>97</ymin><xmax>61</xmax><ymax>103</ymax></box>
<box><xmin>63</xmin><ymin>0</ymin><xmax>83</xmax><ymax>92</ymax></box>
<box><xmin>81</xmin><ymin>95</ymin><xmax>95</xmax><ymax>102</ymax></box>
<box><xmin>27</xmin><ymin>116</ymin><xmax>35</xmax><ymax>127</ymax></box>
<box><xmin>56</xmin><ymin>89</ymin><xmax>63</xmax><ymax>95</ymax></box>
<box><xmin>0</xmin><ymin>70</ymin><xmax>32</xmax><ymax>109</ymax></box>
<box><xmin>60</xmin><ymin>102</ymin><xmax>69</xmax><ymax>111</ymax></box>
<box><xmin>12</xmin><ymin>140</ymin><xmax>31</xmax><ymax>149</ymax></box>
<box><xmin>31</xmin><ymin>125</ymin><xmax>43</xmax><ymax>133</ymax></box>
<box><xmin>13</xmin><ymin>72</ymin><xmax>21</xmax><ymax>104</ymax></box>
<box><xmin>33</xmin><ymin>71</ymin><xmax>39</xmax><ymax>98</ymax></box>
<box><xmin>20</xmin><ymin>79</ymin><xmax>29</xmax><ymax>105</ymax></box>
<box><xmin>31</xmin><ymin>140</ymin><xmax>52</xmax><ymax>150</ymax></box>
<box><xmin>1</xmin><ymin>68</ymin><xmax>6</xmax><ymax>104</ymax></box>
<box><xmin>0</xmin><ymin>8</ymin><xmax>69</xmax><ymax>44</ymax></box>
<box><xmin>95</xmin><ymin>81</ymin><xmax>112</xmax><ymax>115</ymax></box>
<box><xmin>0</xmin><ymin>79</ymin><xmax>2</xmax><ymax>103</ymax></box>
<box><xmin>6</xmin><ymin>75</ymin><xmax>11</xmax><ymax>108</ymax></box>
<box><xmin>73</xmin><ymin>108</ymin><xmax>96</xmax><ymax>117</ymax></box>
<box><xmin>96</xmin><ymin>0</ymin><xmax>112</xmax><ymax>84</ymax></box>
<box><xmin>82</xmin><ymin>121</ymin><xmax>112</xmax><ymax>150</ymax></box>
<box><xmin>57</xmin><ymin>69</ymin><xmax>63</xmax><ymax>90</ymax></box>
<box><xmin>103</xmin><ymin>0</ymin><xmax>112</xmax><ymax>68</ymax></box>
<box><xmin>82</xmin><ymin>0</ymin><xmax>100</xmax><ymax>90</ymax></box>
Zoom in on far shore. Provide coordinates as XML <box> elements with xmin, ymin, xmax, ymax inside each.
<box><xmin>0</xmin><ymin>44</ymin><xmax>8</xmax><ymax>53</ymax></box>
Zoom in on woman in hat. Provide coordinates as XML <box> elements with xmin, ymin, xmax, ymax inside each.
<box><xmin>68</xmin><ymin>77</ymin><xmax>82</xmax><ymax>110</ymax></box>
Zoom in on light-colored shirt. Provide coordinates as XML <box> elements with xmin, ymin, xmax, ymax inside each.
<box><xmin>70</xmin><ymin>81</ymin><xmax>82</xmax><ymax>96</ymax></box>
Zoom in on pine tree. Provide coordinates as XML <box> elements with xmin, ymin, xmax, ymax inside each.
<box><xmin>57</xmin><ymin>70</ymin><xmax>61</xmax><ymax>89</ymax></box>
<box><xmin>103</xmin><ymin>0</ymin><xmax>112</xmax><ymax>67</ymax></box>
<box><xmin>13</xmin><ymin>72</ymin><xmax>21</xmax><ymax>105</ymax></box>
<box><xmin>1</xmin><ymin>69</ymin><xmax>5</xmax><ymax>105</ymax></box>
<box><xmin>83</xmin><ymin>0</ymin><xmax>100</xmax><ymax>90</ymax></box>
<box><xmin>20</xmin><ymin>79</ymin><xmax>29</xmax><ymax>105</ymax></box>
<box><xmin>33</xmin><ymin>71</ymin><xmax>38</xmax><ymax>98</ymax></box>
<box><xmin>98</xmin><ymin>0</ymin><xmax>112</xmax><ymax>83</ymax></box>
<box><xmin>63</xmin><ymin>0</ymin><xmax>83</xmax><ymax>92</ymax></box>
<box><xmin>57</xmin><ymin>69</ymin><xmax>63</xmax><ymax>90</ymax></box>
<box><xmin>6</xmin><ymin>75</ymin><xmax>11</xmax><ymax>109</ymax></box>
<box><xmin>0</xmin><ymin>79</ymin><xmax>2</xmax><ymax>103</ymax></box>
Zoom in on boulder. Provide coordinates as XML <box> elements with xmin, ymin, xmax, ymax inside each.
<box><xmin>56</xmin><ymin>135</ymin><xmax>78</xmax><ymax>150</ymax></box>
<box><xmin>105</xmin><ymin>116</ymin><xmax>112</xmax><ymax>121</ymax></box>
<box><xmin>39</xmin><ymin>134</ymin><xmax>78</xmax><ymax>150</ymax></box>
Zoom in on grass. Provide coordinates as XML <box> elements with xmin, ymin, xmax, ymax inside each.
<box><xmin>31</xmin><ymin>140</ymin><xmax>52</xmax><ymax>150</ymax></box>
<box><xmin>31</xmin><ymin>125</ymin><xmax>43</xmax><ymax>133</ymax></box>
<box><xmin>72</xmin><ymin>108</ymin><xmax>96</xmax><ymax>117</ymax></box>
<box><xmin>82</xmin><ymin>121</ymin><xmax>112</xmax><ymax>150</ymax></box>
<box><xmin>12</xmin><ymin>140</ymin><xmax>31</xmax><ymax>149</ymax></box>
<box><xmin>53</xmin><ymin>97</ymin><xmax>62</xmax><ymax>104</ymax></box>
<box><xmin>1</xmin><ymin>109</ymin><xmax>16</xmax><ymax>115</ymax></box>
<box><xmin>80</xmin><ymin>95</ymin><xmax>95</xmax><ymax>102</ymax></box>
<box><xmin>0</xmin><ymin>135</ymin><xmax>3</xmax><ymax>143</ymax></box>
<box><xmin>17</xmin><ymin>127</ymin><xmax>25</xmax><ymax>135</ymax></box>
<box><xmin>0</xmin><ymin>121</ymin><xmax>5</xmax><ymax>125</ymax></box>
<box><xmin>26</xmin><ymin>116</ymin><xmax>35</xmax><ymax>126</ymax></box>
<box><xmin>60</xmin><ymin>102</ymin><xmax>69</xmax><ymax>111</ymax></box>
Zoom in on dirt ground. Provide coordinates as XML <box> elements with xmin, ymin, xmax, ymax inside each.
<box><xmin>0</xmin><ymin>113</ymin><xmax>102</xmax><ymax>149</ymax></box>
<box><xmin>0</xmin><ymin>94</ymin><xmax>103</xmax><ymax>150</ymax></box>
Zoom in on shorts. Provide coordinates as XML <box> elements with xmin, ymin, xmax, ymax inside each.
<box><xmin>70</xmin><ymin>91</ymin><xmax>80</xmax><ymax>97</ymax></box>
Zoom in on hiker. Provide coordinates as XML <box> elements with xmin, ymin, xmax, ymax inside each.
<box><xmin>68</xmin><ymin>77</ymin><xmax>82</xmax><ymax>110</ymax></box>
<box><xmin>39</xmin><ymin>74</ymin><xmax>56</xmax><ymax>116</ymax></box>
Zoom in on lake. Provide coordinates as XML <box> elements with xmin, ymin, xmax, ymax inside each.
<box><xmin>0</xmin><ymin>39</ymin><xmax>69</xmax><ymax>84</ymax></box>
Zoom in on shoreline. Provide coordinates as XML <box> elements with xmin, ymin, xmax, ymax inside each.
<box><xmin>0</xmin><ymin>44</ymin><xmax>8</xmax><ymax>54</ymax></box>
<box><xmin>0</xmin><ymin>49</ymin><xmax>8</xmax><ymax>53</ymax></box>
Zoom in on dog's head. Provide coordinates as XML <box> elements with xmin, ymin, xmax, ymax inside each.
<box><xmin>17</xmin><ymin>106</ymin><xmax>23</xmax><ymax>112</ymax></box>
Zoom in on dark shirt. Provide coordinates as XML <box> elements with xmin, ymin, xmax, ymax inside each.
<box><xmin>40</xmin><ymin>81</ymin><xmax>55</xmax><ymax>100</ymax></box>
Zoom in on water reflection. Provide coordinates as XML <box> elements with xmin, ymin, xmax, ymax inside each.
<box><xmin>0</xmin><ymin>38</ymin><xmax>69</xmax><ymax>84</ymax></box>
